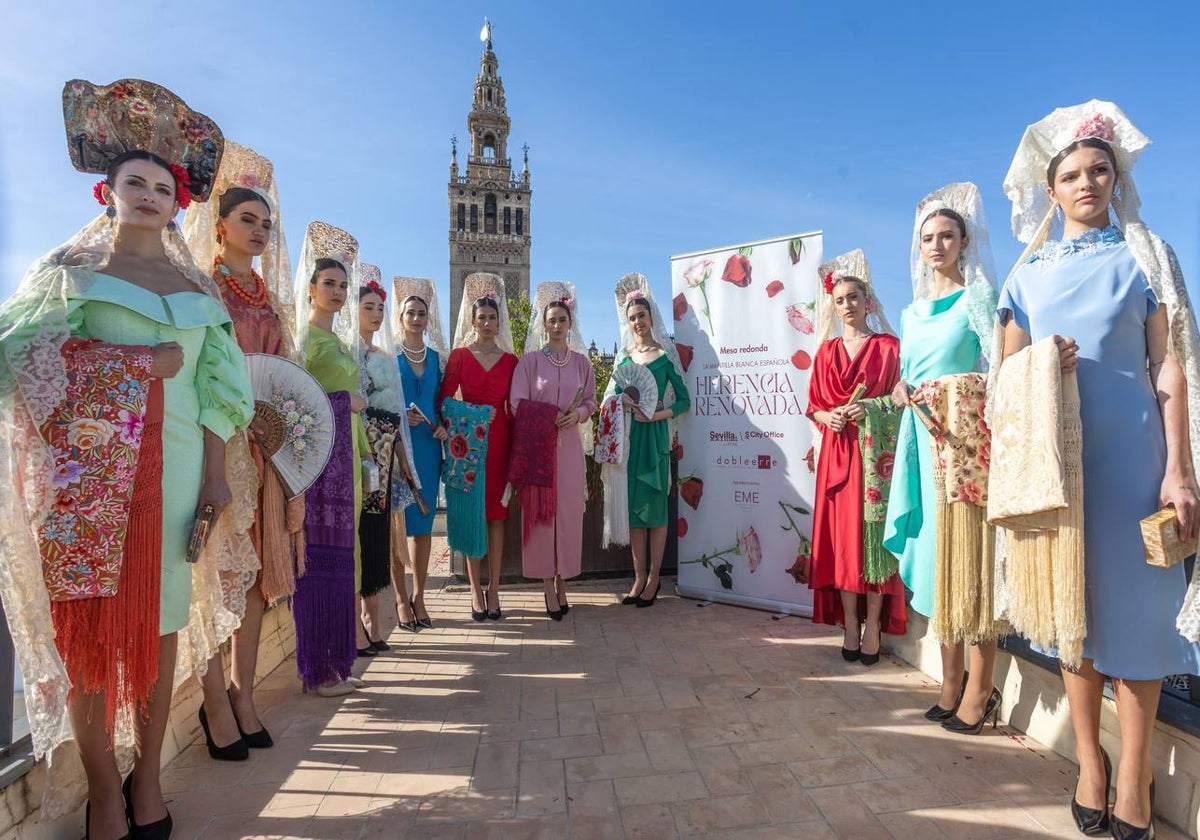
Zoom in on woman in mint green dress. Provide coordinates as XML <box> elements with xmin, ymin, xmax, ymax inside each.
<box><xmin>883</xmin><ymin>183</ymin><xmax>1000</xmax><ymax>733</ymax></box>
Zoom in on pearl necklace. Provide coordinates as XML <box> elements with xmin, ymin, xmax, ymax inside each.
<box><xmin>401</xmin><ymin>341</ymin><xmax>427</xmax><ymax>364</ymax></box>
<box><xmin>215</xmin><ymin>257</ymin><xmax>267</xmax><ymax>307</ymax></box>
<box><xmin>543</xmin><ymin>346</ymin><xmax>571</xmax><ymax>368</ymax></box>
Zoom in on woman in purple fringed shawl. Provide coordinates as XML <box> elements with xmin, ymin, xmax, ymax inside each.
<box><xmin>294</xmin><ymin>249</ymin><xmax>369</xmax><ymax>697</ymax></box>
<box><xmin>509</xmin><ymin>292</ymin><xmax>597</xmax><ymax>621</ymax></box>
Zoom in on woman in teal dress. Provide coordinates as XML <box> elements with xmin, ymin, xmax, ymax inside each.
<box><xmin>603</xmin><ymin>275</ymin><xmax>690</xmax><ymax>608</ymax></box>
<box><xmin>883</xmin><ymin>183</ymin><xmax>1001</xmax><ymax>734</ymax></box>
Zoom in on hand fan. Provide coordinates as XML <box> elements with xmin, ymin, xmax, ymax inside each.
<box><xmin>612</xmin><ymin>362</ymin><xmax>658</xmax><ymax>419</ymax></box>
<box><xmin>244</xmin><ymin>353</ymin><xmax>335</xmax><ymax>498</ymax></box>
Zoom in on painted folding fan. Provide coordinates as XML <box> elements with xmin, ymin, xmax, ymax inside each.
<box><xmin>245</xmin><ymin>353</ymin><xmax>335</xmax><ymax>498</ymax></box>
<box><xmin>611</xmin><ymin>362</ymin><xmax>658</xmax><ymax>419</ymax></box>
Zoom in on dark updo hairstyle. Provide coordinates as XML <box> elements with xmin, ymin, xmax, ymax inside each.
<box><xmin>106</xmin><ymin>149</ymin><xmax>175</xmax><ymax>193</ymax></box>
<box><xmin>543</xmin><ymin>299</ymin><xmax>573</xmax><ymax>324</ymax></box>
<box><xmin>310</xmin><ymin>257</ymin><xmax>347</xmax><ymax>283</ymax></box>
<box><xmin>218</xmin><ymin>186</ymin><xmax>271</xmax><ymax>220</ymax></box>
<box><xmin>920</xmin><ymin>207</ymin><xmax>968</xmax><ymax>239</ymax></box>
<box><xmin>625</xmin><ymin>296</ymin><xmax>652</xmax><ymax>316</ymax></box>
<box><xmin>1046</xmin><ymin>137</ymin><xmax>1118</xmax><ymax>186</ymax></box>
<box><xmin>402</xmin><ymin>295</ymin><xmax>428</xmax><ymax>310</ymax></box>
<box><xmin>472</xmin><ymin>295</ymin><xmax>500</xmax><ymax>317</ymax></box>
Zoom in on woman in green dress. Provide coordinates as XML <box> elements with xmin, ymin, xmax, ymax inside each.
<box><xmin>602</xmin><ymin>273</ymin><xmax>690</xmax><ymax>608</ymax></box>
<box><xmin>882</xmin><ymin>183</ymin><xmax>1000</xmax><ymax>732</ymax></box>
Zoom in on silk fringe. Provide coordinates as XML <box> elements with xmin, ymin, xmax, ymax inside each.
<box><xmin>447</xmin><ymin>466</ymin><xmax>488</xmax><ymax>558</ymax></box>
<box><xmin>291</xmin><ymin>543</ymin><xmax>356</xmax><ymax>692</ymax></box>
<box><xmin>862</xmin><ymin>521</ymin><xmax>898</xmax><ymax>584</ymax></box>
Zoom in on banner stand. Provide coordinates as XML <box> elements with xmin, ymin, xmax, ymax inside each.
<box><xmin>674</xmin><ymin>583</ymin><xmax>814</xmax><ymax>618</ymax></box>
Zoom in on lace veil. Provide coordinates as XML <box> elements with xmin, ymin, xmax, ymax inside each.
<box><xmin>527</xmin><ymin>280</ymin><xmax>595</xmax><ymax>454</ymax></box>
<box><xmin>910</xmin><ymin>182</ymin><xmax>1000</xmax><ymax>366</ymax></box>
<box><xmin>182</xmin><ymin>141</ymin><xmax>296</xmax><ymax>357</ymax></box>
<box><xmin>452</xmin><ymin>272</ymin><xmax>515</xmax><ymax>353</ymax></box>
<box><xmin>813</xmin><ymin>249</ymin><xmax>895</xmax><ymax>346</ymax></box>
<box><xmin>392</xmin><ymin>276</ymin><xmax>449</xmax><ymax>372</ymax></box>
<box><xmin>998</xmin><ymin>100</ymin><xmax>1200</xmax><ymax>640</ymax></box>
<box><xmin>293</xmin><ymin>221</ymin><xmax>360</xmax><ymax>354</ymax></box>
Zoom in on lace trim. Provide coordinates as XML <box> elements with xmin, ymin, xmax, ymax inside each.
<box><xmin>1030</xmin><ymin>225</ymin><xmax>1125</xmax><ymax>264</ymax></box>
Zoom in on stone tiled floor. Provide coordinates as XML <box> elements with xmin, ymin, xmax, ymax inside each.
<box><xmin>160</xmin><ymin>546</ymin><xmax>1188</xmax><ymax>839</ymax></box>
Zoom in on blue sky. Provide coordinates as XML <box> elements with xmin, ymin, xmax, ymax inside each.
<box><xmin>3</xmin><ymin>2</ymin><xmax>1198</xmax><ymax>351</ymax></box>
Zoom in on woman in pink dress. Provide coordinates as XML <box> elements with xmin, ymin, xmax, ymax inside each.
<box><xmin>510</xmin><ymin>285</ymin><xmax>598</xmax><ymax>619</ymax></box>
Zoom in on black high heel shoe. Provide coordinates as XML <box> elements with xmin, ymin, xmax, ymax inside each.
<box><xmin>840</xmin><ymin>647</ymin><xmax>860</xmax><ymax>662</ymax></box>
<box><xmin>544</xmin><ymin>590</ymin><xmax>564</xmax><ymax>621</ymax></box>
<box><xmin>84</xmin><ymin>799</ymin><xmax>131</xmax><ymax>840</ymax></box>
<box><xmin>122</xmin><ymin>774</ymin><xmax>173</xmax><ymax>840</ymax></box>
<box><xmin>198</xmin><ymin>703</ymin><xmax>249</xmax><ymax>761</ymax></box>
<box><xmin>635</xmin><ymin>580</ymin><xmax>661</xmax><ymax>608</ymax></box>
<box><xmin>470</xmin><ymin>590</ymin><xmax>486</xmax><ymax>622</ymax></box>
<box><xmin>1109</xmin><ymin>777</ymin><xmax>1156</xmax><ymax>839</ymax></box>
<box><xmin>410</xmin><ymin>597</ymin><xmax>432</xmax><ymax>630</ymax></box>
<box><xmin>925</xmin><ymin>671</ymin><xmax>970</xmax><ymax>722</ymax></box>
<box><xmin>941</xmin><ymin>686</ymin><xmax>1002</xmax><ymax>735</ymax></box>
<box><xmin>1071</xmin><ymin>747</ymin><xmax>1111</xmax><ymax>836</ymax></box>
<box><xmin>859</xmin><ymin>622</ymin><xmax>883</xmax><ymax>666</ymax></box>
<box><xmin>229</xmin><ymin>688</ymin><xmax>273</xmax><ymax>749</ymax></box>
<box><xmin>621</xmin><ymin>582</ymin><xmax>647</xmax><ymax>606</ymax></box>
<box><xmin>486</xmin><ymin>592</ymin><xmax>503</xmax><ymax>621</ymax></box>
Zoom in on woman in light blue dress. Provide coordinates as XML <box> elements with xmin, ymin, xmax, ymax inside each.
<box><xmin>998</xmin><ymin>102</ymin><xmax>1200</xmax><ymax>838</ymax></box>
<box><xmin>884</xmin><ymin>183</ymin><xmax>1001</xmax><ymax>734</ymax></box>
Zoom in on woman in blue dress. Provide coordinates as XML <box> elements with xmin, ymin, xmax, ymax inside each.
<box><xmin>393</xmin><ymin>278</ymin><xmax>448</xmax><ymax>628</ymax></box>
<box><xmin>884</xmin><ymin>183</ymin><xmax>1001</xmax><ymax>734</ymax></box>
<box><xmin>998</xmin><ymin>101</ymin><xmax>1200</xmax><ymax>839</ymax></box>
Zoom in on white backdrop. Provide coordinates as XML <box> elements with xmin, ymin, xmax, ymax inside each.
<box><xmin>671</xmin><ymin>232</ymin><xmax>823</xmax><ymax>614</ymax></box>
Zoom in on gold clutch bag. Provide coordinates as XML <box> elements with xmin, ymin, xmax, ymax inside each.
<box><xmin>1141</xmin><ymin>507</ymin><xmax>1196</xmax><ymax>568</ymax></box>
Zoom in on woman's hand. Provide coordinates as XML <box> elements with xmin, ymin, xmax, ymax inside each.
<box><xmin>555</xmin><ymin>409</ymin><xmax>579</xmax><ymax>429</ymax></box>
<box><xmin>1053</xmin><ymin>335</ymin><xmax>1079</xmax><ymax>373</ymax></box>
<box><xmin>826</xmin><ymin>407</ymin><xmax>847</xmax><ymax>433</ymax></box>
<box><xmin>432</xmin><ymin>422</ymin><xmax>449</xmax><ymax>441</ymax></box>
<box><xmin>407</xmin><ymin>406</ymin><xmax>424</xmax><ymax>427</ymax></box>
<box><xmin>1161</xmin><ymin>473</ymin><xmax>1200</xmax><ymax>545</ymax></box>
<box><xmin>350</xmin><ymin>393</ymin><xmax>368</xmax><ymax>413</ymax></box>
<box><xmin>621</xmin><ymin>393</ymin><xmax>639</xmax><ymax>410</ymax></box>
<box><xmin>841</xmin><ymin>402</ymin><xmax>866</xmax><ymax>423</ymax></box>
<box><xmin>150</xmin><ymin>342</ymin><xmax>184</xmax><ymax>379</ymax></box>
<box><xmin>197</xmin><ymin>470</ymin><xmax>232</xmax><ymax>524</ymax></box>
<box><xmin>891</xmin><ymin>381</ymin><xmax>911</xmax><ymax>407</ymax></box>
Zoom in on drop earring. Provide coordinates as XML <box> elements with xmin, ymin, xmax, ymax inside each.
<box><xmin>105</xmin><ymin>206</ymin><xmax>116</xmax><ymax>218</ymax></box>
<box><xmin>166</xmin><ymin>220</ymin><xmax>177</xmax><ymax>232</ymax></box>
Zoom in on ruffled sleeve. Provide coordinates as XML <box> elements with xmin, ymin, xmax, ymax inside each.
<box><xmin>197</xmin><ymin>322</ymin><xmax>254</xmax><ymax>441</ymax></box>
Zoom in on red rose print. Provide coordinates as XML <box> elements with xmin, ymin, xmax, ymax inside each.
<box><xmin>673</xmin><ymin>293</ymin><xmax>689</xmax><ymax>322</ymax></box>
<box><xmin>803</xmin><ymin>446</ymin><xmax>815</xmax><ymax>473</ymax></box>
<box><xmin>680</xmin><ymin>476</ymin><xmax>704</xmax><ymax>510</ymax></box>
<box><xmin>672</xmin><ymin>442</ymin><xmax>684</xmax><ymax>461</ymax></box>
<box><xmin>721</xmin><ymin>254</ymin><xmax>752</xmax><ymax>287</ymax></box>
<box><xmin>786</xmin><ymin>554</ymin><xmax>811</xmax><ymax>585</ymax></box>
<box><xmin>676</xmin><ymin>343</ymin><xmax>694</xmax><ymax>372</ymax></box>
<box><xmin>786</xmin><ymin>304</ymin><xmax>814</xmax><ymax>335</ymax></box>
<box><xmin>766</xmin><ymin>280</ymin><xmax>784</xmax><ymax>298</ymax></box>
<box><xmin>475</xmin><ymin>424</ymin><xmax>486</xmax><ymax>440</ymax></box>
<box><xmin>875</xmin><ymin>451</ymin><xmax>895</xmax><ymax>480</ymax></box>
<box><xmin>449</xmin><ymin>434</ymin><xmax>469</xmax><ymax>459</ymax></box>
<box><xmin>677</xmin><ymin>517</ymin><xmax>688</xmax><ymax>538</ymax></box>
<box><xmin>790</xmin><ymin>349</ymin><xmax>811</xmax><ymax>371</ymax></box>
<box><xmin>976</xmin><ymin>440</ymin><xmax>991</xmax><ymax>470</ymax></box>
<box><xmin>959</xmin><ymin>482</ymin><xmax>983</xmax><ymax>505</ymax></box>
<box><xmin>865</xmin><ymin>485</ymin><xmax>882</xmax><ymax>504</ymax></box>
<box><xmin>464</xmin><ymin>469</ymin><xmax>477</xmax><ymax>486</ymax></box>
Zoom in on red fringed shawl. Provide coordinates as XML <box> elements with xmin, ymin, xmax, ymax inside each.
<box><xmin>508</xmin><ymin>400</ymin><xmax>560</xmax><ymax>546</ymax></box>
<box><xmin>40</xmin><ymin>339</ymin><xmax>161</xmax><ymax>734</ymax></box>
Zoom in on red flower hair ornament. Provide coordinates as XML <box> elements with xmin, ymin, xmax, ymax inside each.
<box><xmin>823</xmin><ymin>271</ymin><xmax>844</xmax><ymax>295</ymax></box>
<box><xmin>365</xmin><ymin>279</ymin><xmax>387</xmax><ymax>302</ymax></box>
<box><xmin>558</xmin><ymin>294</ymin><xmax>576</xmax><ymax>312</ymax></box>
<box><xmin>93</xmin><ymin>163</ymin><xmax>194</xmax><ymax>209</ymax></box>
<box><xmin>93</xmin><ymin>180</ymin><xmax>108</xmax><ymax>206</ymax></box>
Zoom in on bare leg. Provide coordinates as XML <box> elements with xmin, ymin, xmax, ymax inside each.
<box><xmin>861</xmin><ymin>592</ymin><xmax>883</xmax><ymax>656</ymax></box>
<box><xmin>485</xmin><ymin>520</ymin><xmax>504</xmax><ymax>613</ymax></box>
<box><xmin>627</xmin><ymin>527</ymin><xmax>648</xmax><ymax>599</ymax></box>
<box><xmin>555</xmin><ymin>572</ymin><xmax>569</xmax><ymax>609</ymax></box>
<box><xmin>839</xmin><ymin>590</ymin><xmax>861</xmax><ymax>651</ymax></box>
<box><xmin>937</xmin><ymin>643</ymin><xmax>967</xmax><ymax>710</ymax></box>
<box><xmin>129</xmin><ymin>632</ymin><xmax>177</xmax><ymax>826</ymax></box>
<box><xmin>355</xmin><ymin>594</ymin><xmax>371</xmax><ymax>649</ymax></box>
<box><xmin>230</xmin><ymin>586</ymin><xmax>267</xmax><ymax>733</ymax></box>
<box><xmin>543</xmin><ymin>577</ymin><xmax>558</xmax><ymax>611</ymax></box>
<box><xmin>410</xmin><ymin>533</ymin><xmax>431</xmax><ymax>621</ymax></box>
<box><xmin>390</xmin><ymin>510</ymin><xmax>415</xmax><ymax>624</ymax></box>
<box><xmin>198</xmin><ymin>651</ymin><xmax>240</xmax><ymax>747</ymax></box>
<box><xmin>645</xmin><ymin>525</ymin><xmax>667</xmax><ymax>595</ymax></box>
<box><xmin>361</xmin><ymin>591</ymin><xmax>384</xmax><ymax>642</ymax></box>
<box><xmin>1062</xmin><ymin>659</ymin><xmax>1108</xmax><ymax>813</ymax></box>
<box><xmin>956</xmin><ymin>640</ymin><xmax>998</xmax><ymax>724</ymax></box>
<box><xmin>68</xmin><ymin>690</ymin><xmax>125</xmax><ymax>840</ymax></box>
<box><xmin>466</xmin><ymin>554</ymin><xmax>485</xmax><ymax>613</ymax></box>
<box><xmin>1111</xmin><ymin>677</ymin><xmax>1161</xmax><ymax>828</ymax></box>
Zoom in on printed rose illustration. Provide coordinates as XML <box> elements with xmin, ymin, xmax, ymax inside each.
<box><xmin>676</xmin><ymin>343</ymin><xmax>694</xmax><ymax>372</ymax></box>
<box><xmin>786</xmin><ymin>302</ymin><xmax>815</xmax><ymax>335</ymax></box>
<box><xmin>672</xmin><ymin>441</ymin><xmax>684</xmax><ymax>461</ymax></box>
<box><xmin>779</xmin><ymin>500</ymin><xmax>814</xmax><ymax>585</ymax></box>
<box><xmin>790</xmin><ymin>349</ymin><xmax>811</xmax><ymax>371</ymax></box>
<box><xmin>804</xmin><ymin>446</ymin><xmax>815</xmax><ymax>473</ymax></box>
<box><xmin>786</xmin><ymin>554</ymin><xmax>811</xmax><ymax>584</ymax></box>
<box><xmin>766</xmin><ymin>280</ymin><xmax>784</xmax><ymax>298</ymax></box>
<box><xmin>678</xmin><ymin>517</ymin><xmax>688</xmax><ymax>538</ymax></box>
<box><xmin>788</xmin><ymin>237</ymin><xmax>805</xmax><ymax>265</ymax></box>
<box><xmin>682</xmin><ymin>258</ymin><xmax>715</xmax><ymax>333</ymax></box>
<box><xmin>680</xmin><ymin>475</ymin><xmax>704</xmax><ymax>510</ymax></box>
<box><xmin>680</xmin><ymin>525</ymin><xmax>762</xmax><ymax>589</ymax></box>
<box><xmin>673</xmin><ymin>293</ymin><xmax>689</xmax><ymax>322</ymax></box>
<box><xmin>722</xmin><ymin>248</ymin><xmax>753</xmax><ymax>288</ymax></box>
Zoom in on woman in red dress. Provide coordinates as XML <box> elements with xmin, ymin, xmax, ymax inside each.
<box><xmin>807</xmin><ymin>250</ymin><xmax>907</xmax><ymax>665</ymax></box>
<box><xmin>440</xmin><ymin>275</ymin><xmax>518</xmax><ymax>620</ymax></box>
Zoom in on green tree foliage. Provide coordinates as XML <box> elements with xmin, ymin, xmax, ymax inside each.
<box><xmin>509</xmin><ymin>290</ymin><xmax>532</xmax><ymax>356</ymax></box>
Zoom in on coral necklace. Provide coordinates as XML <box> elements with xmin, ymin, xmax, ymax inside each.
<box><xmin>215</xmin><ymin>256</ymin><xmax>268</xmax><ymax>307</ymax></box>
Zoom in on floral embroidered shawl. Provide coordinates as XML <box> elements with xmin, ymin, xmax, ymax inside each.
<box><xmin>858</xmin><ymin>396</ymin><xmax>901</xmax><ymax>584</ymax></box>
<box><xmin>913</xmin><ymin>373</ymin><xmax>990</xmax><ymax>505</ymax></box>
<box><xmin>441</xmin><ymin>397</ymin><xmax>494</xmax><ymax>492</ymax></box>
<box><xmin>594</xmin><ymin>394</ymin><xmax>625</xmax><ymax>465</ymax></box>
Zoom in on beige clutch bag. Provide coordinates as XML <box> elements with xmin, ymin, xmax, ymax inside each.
<box><xmin>1141</xmin><ymin>507</ymin><xmax>1196</xmax><ymax>568</ymax></box>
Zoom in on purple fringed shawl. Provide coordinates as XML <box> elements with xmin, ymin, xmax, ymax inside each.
<box><xmin>292</xmin><ymin>390</ymin><xmax>356</xmax><ymax>691</ymax></box>
<box><xmin>508</xmin><ymin>399</ymin><xmax>559</xmax><ymax>546</ymax></box>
